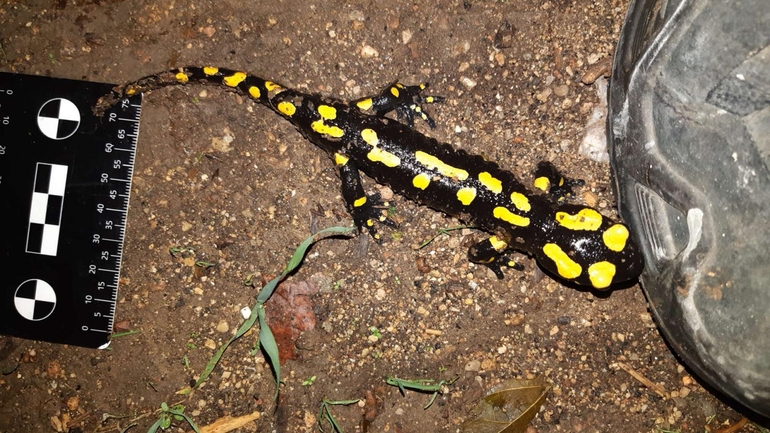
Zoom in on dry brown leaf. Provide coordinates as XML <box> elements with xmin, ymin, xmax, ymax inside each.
<box><xmin>461</xmin><ymin>375</ymin><xmax>550</xmax><ymax>433</ymax></box>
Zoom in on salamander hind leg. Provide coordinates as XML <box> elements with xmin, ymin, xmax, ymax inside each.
<box><xmin>467</xmin><ymin>236</ymin><xmax>524</xmax><ymax>279</ymax></box>
<box><xmin>352</xmin><ymin>82</ymin><xmax>445</xmax><ymax>128</ymax></box>
<box><xmin>335</xmin><ymin>153</ymin><xmax>396</xmax><ymax>240</ymax></box>
<box><xmin>532</xmin><ymin>161</ymin><xmax>585</xmax><ymax>203</ymax></box>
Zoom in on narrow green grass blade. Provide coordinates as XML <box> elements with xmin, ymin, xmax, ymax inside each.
<box><xmin>188</xmin><ymin>300</ymin><xmax>261</xmax><ymax>391</ymax></box>
<box><xmin>258</xmin><ymin>305</ymin><xmax>281</xmax><ymax>399</ymax></box>
<box><xmin>257</xmin><ymin>226</ymin><xmax>354</xmax><ymax>304</ymax></box>
<box><xmin>178</xmin><ymin>413</ymin><xmax>200</xmax><ymax>433</ymax></box>
<box><xmin>186</xmin><ymin>225</ymin><xmax>354</xmax><ymax>395</ymax></box>
<box><xmin>147</xmin><ymin>418</ymin><xmax>163</xmax><ymax>433</ymax></box>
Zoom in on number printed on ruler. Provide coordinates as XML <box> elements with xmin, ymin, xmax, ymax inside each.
<box><xmin>0</xmin><ymin>71</ymin><xmax>143</xmax><ymax>348</ymax></box>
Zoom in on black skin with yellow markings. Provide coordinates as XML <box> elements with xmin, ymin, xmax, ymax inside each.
<box><xmin>96</xmin><ymin>66</ymin><xmax>643</xmax><ymax>289</ymax></box>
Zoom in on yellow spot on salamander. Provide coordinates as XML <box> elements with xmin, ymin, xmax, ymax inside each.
<box><xmin>223</xmin><ymin>72</ymin><xmax>247</xmax><ymax>87</ymax></box>
<box><xmin>356</xmin><ymin>98</ymin><xmax>373</xmax><ymax>110</ymax></box>
<box><xmin>334</xmin><ymin>153</ymin><xmax>349</xmax><ymax>166</ymax></box>
<box><xmin>588</xmin><ymin>261</ymin><xmax>616</xmax><ymax>289</ymax></box>
<box><xmin>510</xmin><ymin>192</ymin><xmax>531</xmax><ymax>212</ymax></box>
<box><xmin>478</xmin><ymin>172</ymin><xmax>502</xmax><ymax>193</ymax></box>
<box><xmin>533</xmin><ymin>176</ymin><xmax>550</xmax><ymax>192</ymax></box>
<box><xmin>456</xmin><ymin>187</ymin><xmax>477</xmax><ymax>205</ymax></box>
<box><xmin>390</xmin><ymin>87</ymin><xmax>400</xmax><ymax>97</ymax></box>
<box><xmin>359</xmin><ymin>129</ymin><xmax>399</xmax><ymax>167</ymax></box>
<box><xmin>543</xmin><ymin>243</ymin><xmax>583</xmax><ymax>280</ymax></box>
<box><xmin>414</xmin><ymin>152</ymin><xmax>468</xmax><ymax>181</ymax></box>
<box><xmin>426</xmin><ymin>96</ymin><xmax>434</xmax><ymax>103</ymax></box>
<box><xmin>354</xmin><ymin>197</ymin><xmax>367</xmax><ymax>207</ymax></box>
<box><xmin>318</xmin><ymin>105</ymin><xmax>337</xmax><ymax>120</ymax></box>
<box><xmin>264</xmin><ymin>81</ymin><xmax>282</xmax><ymax>92</ymax></box>
<box><xmin>361</xmin><ymin>128</ymin><xmax>379</xmax><ymax>146</ymax></box>
<box><xmin>556</xmin><ymin>208</ymin><xmax>603</xmax><ymax>231</ymax></box>
<box><xmin>248</xmin><ymin>86</ymin><xmax>261</xmax><ymax>99</ymax></box>
<box><xmin>368</xmin><ymin>147</ymin><xmax>400</xmax><ymax>167</ymax></box>
<box><xmin>413</xmin><ymin>173</ymin><xmax>431</xmax><ymax>190</ymax></box>
<box><xmin>203</xmin><ymin>66</ymin><xmax>219</xmax><ymax>75</ymax></box>
<box><xmin>311</xmin><ymin>120</ymin><xmax>344</xmax><ymax>138</ymax></box>
<box><xmin>277</xmin><ymin>101</ymin><xmax>296</xmax><ymax>117</ymax></box>
<box><xmin>603</xmin><ymin>224</ymin><xmax>629</xmax><ymax>252</ymax></box>
<box><xmin>489</xmin><ymin>236</ymin><xmax>508</xmax><ymax>252</ymax></box>
<box><xmin>126</xmin><ymin>88</ymin><xmax>137</xmax><ymax>96</ymax></box>
<box><xmin>175</xmin><ymin>72</ymin><xmax>189</xmax><ymax>83</ymax></box>
<box><xmin>493</xmin><ymin>207</ymin><xmax>530</xmax><ymax>227</ymax></box>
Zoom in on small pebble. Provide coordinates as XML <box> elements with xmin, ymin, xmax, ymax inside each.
<box><xmin>582</xmin><ymin>191</ymin><xmax>599</xmax><ymax>207</ymax></box>
<box><xmin>66</xmin><ymin>396</ymin><xmax>79</xmax><ymax>411</ymax></box>
<box><xmin>401</xmin><ymin>29</ymin><xmax>412</xmax><ymax>44</ymax></box>
<box><xmin>465</xmin><ymin>359</ymin><xmax>481</xmax><ymax>372</ymax></box>
<box><xmin>360</xmin><ymin>45</ymin><xmax>379</xmax><ymax>58</ymax></box>
<box><xmin>553</xmin><ymin>84</ymin><xmax>569</xmax><ymax>97</ymax></box>
<box><xmin>536</xmin><ymin>87</ymin><xmax>552</xmax><ymax>102</ymax></box>
<box><xmin>216</xmin><ymin>320</ymin><xmax>229</xmax><ymax>333</ymax></box>
<box><xmin>460</xmin><ymin>76</ymin><xmax>477</xmax><ymax>90</ymax></box>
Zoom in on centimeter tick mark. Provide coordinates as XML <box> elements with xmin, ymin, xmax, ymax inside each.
<box><xmin>97</xmin><ymin>268</ymin><xmax>119</xmax><ymax>273</ymax></box>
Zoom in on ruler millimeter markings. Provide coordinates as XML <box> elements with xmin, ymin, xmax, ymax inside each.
<box><xmin>0</xmin><ymin>72</ymin><xmax>143</xmax><ymax>348</ymax></box>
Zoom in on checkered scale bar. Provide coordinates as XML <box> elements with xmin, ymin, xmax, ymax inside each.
<box><xmin>26</xmin><ymin>162</ymin><xmax>68</xmax><ymax>256</ymax></box>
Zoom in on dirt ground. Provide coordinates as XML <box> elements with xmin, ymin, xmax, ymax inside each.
<box><xmin>0</xmin><ymin>1</ymin><xmax>764</xmax><ymax>432</ymax></box>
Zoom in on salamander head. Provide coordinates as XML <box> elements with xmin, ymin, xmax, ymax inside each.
<box><xmin>534</xmin><ymin>204</ymin><xmax>644</xmax><ymax>289</ymax></box>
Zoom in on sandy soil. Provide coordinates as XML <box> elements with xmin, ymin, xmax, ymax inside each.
<box><xmin>0</xmin><ymin>1</ymin><xmax>760</xmax><ymax>432</ymax></box>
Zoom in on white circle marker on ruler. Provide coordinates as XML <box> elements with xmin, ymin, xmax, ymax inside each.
<box><xmin>14</xmin><ymin>279</ymin><xmax>57</xmax><ymax>321</ymax></box>
<box><xmin>37</xmin><ymin>98</ymin><xmax>81</xmax><ymax>140</ymax></box>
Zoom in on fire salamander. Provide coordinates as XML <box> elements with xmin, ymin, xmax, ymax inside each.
<box><xmin>97</xmin><ymin>66</ymin><xmax>643</xmax><ymax>289</ymax></box>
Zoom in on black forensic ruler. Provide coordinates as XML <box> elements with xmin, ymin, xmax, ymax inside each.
<box><xmin>0</xmin><ymin>72</ymin><xmax>142</xmax><ymax>349</ymax></box>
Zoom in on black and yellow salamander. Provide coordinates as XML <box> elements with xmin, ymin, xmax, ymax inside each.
<box><xmin>97</xmin><ymin>66</ymin><xmax>643</xmax><ymax>289</ymax></box>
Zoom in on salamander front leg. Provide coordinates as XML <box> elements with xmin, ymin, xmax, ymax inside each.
<box><xmin>533</xmin><ymin>161</ymin><xmax>585</xmax><ymax>203</ymax></box>
<box><xmin>335</xmin><ymin>153</ymin><xmax>395</xmax><ymax>240</ymax></box>
<box><xmin>352</xmin><ymin>82</ymin><xmax>445</xmax><ymax>128</ymax></box>
<box><xmin>467</xmin><ymin>236</ymin><xmax>524</xmax><ymax>279</ymax></box>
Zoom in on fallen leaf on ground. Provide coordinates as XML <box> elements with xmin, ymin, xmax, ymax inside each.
<box><xmin>461</xmin><ymin>375</ymin><xmax>550</xmax><ymax>433</ymax></box>
<box><xmin>264</xmin><ymin>279</ymin><xmax>320</xmax><ymax>362</ymax></box>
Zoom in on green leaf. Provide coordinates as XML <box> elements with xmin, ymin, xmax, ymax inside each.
<box><xmin>257</xmin><ymin>225</ymin><xmax>354</xmax><ymax>304</ymax></box>
<box><xmin>177</xmin><ymin>412</ymin><xmax>201</xmax><ymax>433</ymax></box>
<box><xmin>185</xmin><ymin>225</ymin><xmax>354</xmax><ymax>396</ymax></box>
<box><xmin>258</xmin><ymin>304</ymin><xmax>282</xmax><ymax>399</ymax></box>
<box><xmin>188</xmin><ymin>299</ymin><xmax>260</xmax><ymax>390</ymax></box>
<box><xmin>147</xmin><ymin>418</ymin><xmax>163</xmax><ymax>433</ymax></box>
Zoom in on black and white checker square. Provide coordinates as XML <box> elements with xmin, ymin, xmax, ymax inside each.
<box><xmin>37</xmin><ymin>97</ymin><xmax>80</xmax><ymax>140</ymax></box>
<box><xmin>26</xmin><ymin>162</ymin><xmax>68</xmax><ymax>256</ymax></box>
<box><xmin>14</xmin><ymin>279</ymin><xmax>57</xmax><ymax>321</ymax></box>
